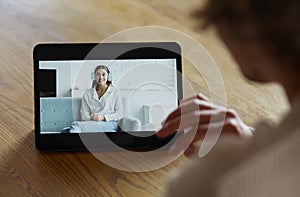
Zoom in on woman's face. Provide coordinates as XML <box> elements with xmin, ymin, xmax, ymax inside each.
<box><xmin>95</xmin><ymin>68</ymin><xmax>108</xmax><ymax>86</ymax></box>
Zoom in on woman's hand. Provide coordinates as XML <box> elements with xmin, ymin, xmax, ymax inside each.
<box><xmin>156</xmin><ymin>93</ymin><xmax>254</xmax><ymax>157</ymax></box>
<box><xmin>91</xmin><ymin>114</ymin><xmax>105</xmax><ymax>121</ymax></box>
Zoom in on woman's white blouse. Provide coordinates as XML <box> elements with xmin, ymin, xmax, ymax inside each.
<box><xmin>80</xmin><ymin>86</ymin><xmax>124</xmax><ymax>121</ymax></box>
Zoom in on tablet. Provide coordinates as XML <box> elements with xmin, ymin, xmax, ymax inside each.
<box><xmin>34</xmin><ymin>42</ymin><xmax>182</xmax><ymax>151</ymax></box>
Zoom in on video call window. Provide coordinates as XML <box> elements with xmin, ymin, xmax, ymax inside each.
<box><xmin>39</xmin><ymin>59</ymin><xmax>178</xmax><ymax>134</ymax></box>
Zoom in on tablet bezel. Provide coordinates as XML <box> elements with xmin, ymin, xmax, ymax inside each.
<box><xmin>34</xmin><ymin>42</ymin><xmax>182</xmax><ymax>151</ymax></box>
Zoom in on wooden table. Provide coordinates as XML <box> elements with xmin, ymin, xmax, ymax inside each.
<box><xmin>0</xmin><ymin>0</ymin><xmax>289</xmax><ymax>196</ymax></box>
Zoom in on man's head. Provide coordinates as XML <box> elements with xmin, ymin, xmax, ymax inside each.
<box><xmin>194</xmin><ymin>0</ymin><xmax>300</xmax><ymax>86</ymax></box>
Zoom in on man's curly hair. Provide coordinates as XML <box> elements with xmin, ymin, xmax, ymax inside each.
<box><xmin>194</xmin><ymin>0</ymin><xmax>300</xmax><ymax>68</ymax></box>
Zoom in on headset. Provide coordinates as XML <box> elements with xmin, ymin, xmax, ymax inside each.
<box><xmin>91</xmin><ymin>65</ymin><xmax>112</xmax><ymax>87</ymax></box>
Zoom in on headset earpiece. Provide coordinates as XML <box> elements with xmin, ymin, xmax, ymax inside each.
<box><xmin>107</xmin><ymin>71</ymin><xmax>112</xmax><ymax>81</ymax></box>
<box><xmin>91</xmin><ymin>72</ymin><xmax>96</xmax><ymax>80</ymax></box>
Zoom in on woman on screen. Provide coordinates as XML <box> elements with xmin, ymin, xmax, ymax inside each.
<box><xmin>79</xmin><ymin>65</ymin><xmax>124</xmax><ymax>132</ymax></box>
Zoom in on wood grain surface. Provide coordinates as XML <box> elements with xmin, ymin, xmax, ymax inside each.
<box><xmin>0</xmin><ymin>0</ymin><xmax>289</xmax><ymax>196</ymax></box>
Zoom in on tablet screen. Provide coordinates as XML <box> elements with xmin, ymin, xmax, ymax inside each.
<box><xmin>34</xmin><ymin>42</ymin><xmax>182</xmax><ymax>150</ymax></box>
<box><xmin>38</xmin><ymin>58</ymin><xmax>178</xmax><ymax>134</ymax></box>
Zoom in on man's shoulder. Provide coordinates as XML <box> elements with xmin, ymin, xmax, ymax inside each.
<box><xmin>165</xmin><ymin>125</ymin><xmax>300</xmax><ymax>197</ymax></box>
<box><xmin>165</xmin><ymin>136</ymin><xmax>251</xmax><ymax>197</ymax></box>
<box><xmin>214</xmin><ymin>127</ymin><xmax>300</xmax><ymax>197</ymax></box>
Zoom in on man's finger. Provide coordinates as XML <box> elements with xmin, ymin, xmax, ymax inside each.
<box><xmin>162</xmin><ymin>99</ymin><xmax>214</xmax><ymax>127</ymax></box>
<box><xmin>157</xmin><ymin>109</ymin><xmax>231</xmax><ymax>138</ymax></box>
<box><xmin>179</xmin><ymin>93</ymin><xmax>210</xmax><ymax>105</ymax></box>
<box><xmin>169</xmin><ymin>119</ymin><xmax>243</xmax><ymax>156</ymax></box>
